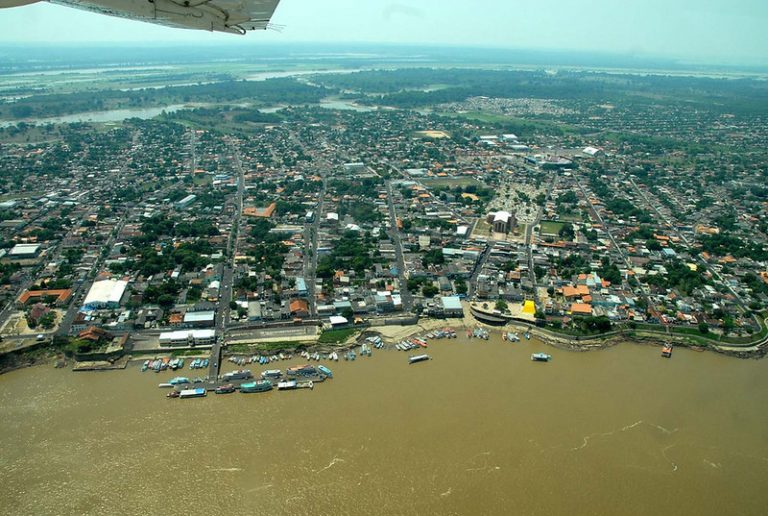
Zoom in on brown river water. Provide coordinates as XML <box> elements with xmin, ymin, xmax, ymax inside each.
<box><xmin>1</xmin><ymin>335</ymin><xmax>768</xmax><ymax>516</ymax></box>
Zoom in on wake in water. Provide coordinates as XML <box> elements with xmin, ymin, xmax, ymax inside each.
<box><xmin>571</xmin><ymin>420</ymin><xmax>679</xmax><ymax>451</ymax></box>
<box><xmin>571</xmin><ymin>420</ymin><xmax>681</xmax><ymax>472</ymax></box>
<box><xmin>314</xmin><ymin>457</ymin><xmax>345</xmax><ymax>474</ymax></box>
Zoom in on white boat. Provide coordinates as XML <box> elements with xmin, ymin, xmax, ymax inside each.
<box><xmin>277</xmin><ymin>380</ymin><xmax>298</xmax><ymax>390</ymax></box>
<box><xmin>179</xmin><ymin>388</ymin><xmax>207</xmax><ymax>399</ymax></box>
<box><xmin>531</xmin><ymin>353</ymin><xmax>552</xmax><ymax>362</ymax></box>
<box><xmin>409</xmin><ymin>354</ymin><xmax>431</xmax><ymax>364</ymax></box>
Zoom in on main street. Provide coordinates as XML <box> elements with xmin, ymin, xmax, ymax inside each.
<box><xmin>208</xmin><ymin>137</ymin><xmax>245</xmax><ymax>382</ymax></box>
<box><xmin>384</xmin><ymin>178</ymin><xmax>413</xmax><ymax>312</ymax></box>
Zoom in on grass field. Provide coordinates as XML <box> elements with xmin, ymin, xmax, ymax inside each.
<box><xmin>318</xmin><ymin>328</ymin><xmax>359</xmax><ymax>344</ymax></box>
<box><xmin>420</xmin><ymin>177</ymin><xmax>484</xmax><ymax>189</ymax></box>
<box><xmin>539</xmin><ymin>220</ymin><xmax>565</xmax><ymax>235</ymax></box>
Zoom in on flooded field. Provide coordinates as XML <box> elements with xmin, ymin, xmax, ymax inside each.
<box><xmin>1</xmin><ymin>337</ymin><xmax>767</xmax><ymax>515</ymax></box>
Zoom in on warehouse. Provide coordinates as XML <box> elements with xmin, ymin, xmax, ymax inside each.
<box><xmin>83</xmin><ymin>279</ymin><xmax>128</xmax><ymax>309</ymax></box>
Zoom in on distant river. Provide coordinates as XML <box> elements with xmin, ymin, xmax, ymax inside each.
<box><xmin>1</xmin><ymin>336</ymin><xmax>767</xmax><ymax>515</ymax></box>
<box><xmin>0</xmin><ymin>104</ymin><xmax>193</xmax><ymax>128</ymax></box>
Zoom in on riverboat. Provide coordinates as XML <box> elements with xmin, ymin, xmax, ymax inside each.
<box><xmin>531</xmin><ymin>353</ymin><xmax>552</xmax><ymax>362</ymax></box>
<box><xmin>169</xmin><ymin>377</ymin><xmax>190</xmax><ymax>385</ymax></box>
<box><xmin>179</xmin><ymin>388</ymin><xmax>207</xmax><ymax>399</ymax></box>
<box><xmin>277</xmin><ymin>380</ymin><xmax>298</xmax><ymax>390</ymax></box>
<box><xmin>409</xmin><ymin>354</ymin><xmax>431</xmax><ymax>364</ymax></box>
<box><xmin>287</xmin><ymin>364</ymin><xmax>316</xmax><ymax>377</ymax></box>
<box><xmin>297</xmin><ymin>380</ymin><xmax>314</xmax><ymax>390</ymax></box>
<box><xmin>317</xmin><ymin>365</ymin><xmax>333</xmax><ymax>378</ymax></box>
<box><xmin>240</xmin><ymin>380</ymin><xmax>273</xmax><ymax>393</ymax></box>
<box><xmin>261</xmin><ymin>369</ymin><xmax>282</xmax><ymax>379</ymax></box>
<box><xmin>215</xmin><ymin>384</ymin><xmax>236</xmax><ymax>394</ymax></box>
<box><xmin>223</xmin><ymin>370</ymin><xmax>253</xmax><ymax>381</ymax></box>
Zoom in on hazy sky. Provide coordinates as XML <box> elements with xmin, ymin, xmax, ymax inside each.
<box><xmin>1</xmin><ymin>0</ymin><xmax>767</xmax><ymax>64</ymax></box>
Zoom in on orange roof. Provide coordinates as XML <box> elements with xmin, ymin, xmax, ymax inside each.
<box><xmin>562</xmin><ymin>286</ymin><xmax>580</xmax><ymax>298</ymax></box>
<box><xmin>570</xmin><ymin>303</ymin><xmax>593</xmax><ymax>315</ymax></box>
<box><xmin>243</xmin><ymin>202</ymin><xmax>277</xmax><ymax>218</ymax></box>
<box><xmin>18</xmin><ymin>289</ymin><xmax>72</xmax><ymax>305</ymax></box>
<box><xmin>290</xmin><ymin>299</ymin><xmax>309</xmax><ymax>313</ymax></box>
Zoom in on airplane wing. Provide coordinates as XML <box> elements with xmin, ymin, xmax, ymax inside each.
<box><xmin>3</xmin><ymin>0</ymin><xmax>282</xmax><ymax>35</ymax></box>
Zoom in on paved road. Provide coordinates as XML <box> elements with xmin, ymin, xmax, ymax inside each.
<box><xmin>209</xmin><ymin>138</ymin><xmax>245</xmax><ymax>382</ymax></box>
<box><xmin>385</xmin><ymin>179</ymin><xmax>413</xmax><ymax>311</ymax></box>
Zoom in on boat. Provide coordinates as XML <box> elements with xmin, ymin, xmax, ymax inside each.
<box><xmin>297</xmin><ymin>380</ymin><xmax>314</xmax><ymax>390</ymax></box>
<box><xmin>179</xmin><ymin>388</ymin><xmax>207</xmax><ymax>399</ymax></box>
<box><xmin>261</xmin><ymin>369</ymin><xmax>282</xmax><ymax>379</ymax></box>
<box><xmin>661</xmin><ymin>344</ymin><xmax>673</xmax><ymax>358</ymax></box>
<box><xmin>158</xmin><ymin>383</ymin><xmax>174</xmax><ymax>388</ymax></box>
<box><xmin>524</xmin><ymin>331</ymin><xmax>531</xmax><ymax>340</ymax></box>
<box><xmin>201</xmin><ymin>358</ymin><xmax>209</xmax><ymax>368</ymax></box>
<box><xmin>506</xmin><ymin>332</ymin><xmax>520</xmax><ymax>342</ymax></box>
<box><xmin>167</xmin><ymin>390</ymin><xmax>180</xmax><ymax>398</ymax></box>
<box><xmin>409</xmin><ymin>354</ymin><xmax>431</xmax><ymax>364</ymax></box>
<box><xmin>223</xmin><ymin>370</ymin><xmax>253</xmax><ymax>381</ymax></box>
<box><xmin>240</xmin><ymin>380</ymin><xmax>273</xmax><ymax>393</ymax></box>
<box><xmin>215</xmin><ymin>384</ymin><xmax>236</xmax><ymax>394</ymax></box>
<box><xmin>317</xmin><ymin>365</ymin><xmax>333</xmax><ymax>378</ymax></box>
<box><xmin>287</xmin><ymin>364</ymin><xmax>316</xmax><ymax>377</ymax></box>
<box><xmin>141</xmin><ymin>360</ymin><xmax>149</xmax><ymax>372</ymax></box>
<box><xmin>177</xmin><ymin>358</ymin><xmax>184</xmax><ymax>369</ymax></box>
<box><xmin>277</xmin><ymin>380</ymin><xmax>298</xmax><ymax>390</ymax></box>
<box><xmin>169</xmin><ymin>376</ymin><xmax>190</xmax><ymax>385</ymax></box>
<box><xmin>531</xmin><ymin>353</ymin><xmax>552</xmax><ymax>362</ymax></box>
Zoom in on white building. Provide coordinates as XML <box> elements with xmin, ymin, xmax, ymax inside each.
<box><xmin>493</xmin><ymin>211</ymin><xmax>513</xmax><ymax>233</ymax></box>
<box><xmin>159</xmin><ymin>329</ymin><xmax>216</xmax><ymax>347</ymax></box>
<box><xmin>83</xmin><ymin>279</ymin><xmax>128</xmax><ymax>309</ymax></box>
<box><xmin>9</xmin><ymin>243</ymin><xmax>41</xmax><ymax>259</ymax></box>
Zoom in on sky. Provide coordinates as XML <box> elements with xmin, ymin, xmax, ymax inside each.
<box><xmin>1</xmin><ymin>0</ymin><xmax>767</xmax><ymax>65</ymax></box>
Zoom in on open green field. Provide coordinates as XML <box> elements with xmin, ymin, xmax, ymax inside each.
<box><xmin>420</xmin><ymin>177</ymin><xmax>484</xmax><ymax>189</ymax></box>
<box><xmin>539</xmin><ymin>220</ymin><xmax>565</xmax><ymax>235</ymax></box>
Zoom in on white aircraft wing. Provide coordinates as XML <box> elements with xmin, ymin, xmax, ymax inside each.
<box><xmin>1</xmin><ymin>0</ymin><xmax>281</xmax><ymax>35</ymax></box>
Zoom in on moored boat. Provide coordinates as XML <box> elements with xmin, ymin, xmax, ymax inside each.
<box><xmin>169</xmin><ymin>376</ymin><xmax>190</xmax><ymax>385</ymax></box>
<box><xmin>215</xmin><ymin>384</ymin><xmax>236</xmax><ymax>394</ymax></box>
<box><xmin>531</xmin><ymin>352</ymin><xmax>552</xmax><ymax>362</ymax></box>
<box><xmin>179</xmin><ymin>388</ymin><xmax>207</xmax><ymax>399</ymax></box>
<box><xmin>277</xmin><ymin>379</ymin><xmax>298</xmax><ymax>390</ymax></box>
<box><xmin>297</xmin><ymin>380</ymin><xmax>314</xmax><ymax>390</ymax></box>
<box><xmin>317</xmin><ymin>365</ymin><xmax>333</xmax><ymax>378</ymax></box>
<box><xmin>661</xmin><ymin>344</ymin><xmax>673</xmax><ymax>358</ymax></box>
<box><xmin>287</xmin><ymin>364</ymin><xmax>316</xmax><ymax>377</ymax></box>
<box><xmin>240</xmin><ymin>380</ymin><xmax>273</xmax><ymax>393</ymax></box>
<box><xmin>223</xmin><ymin>369</ymin><xmax>253</xmax><ymax>381</ymax></box>
<box><xmin>261</xmin><ymin>369</ymin><xmax>282</xmax><ymax>379</ymax></box>
<box><xmin>167</xmin><ymin>390</ymin><xmax>180</xmax><ymax>398</ymax></box>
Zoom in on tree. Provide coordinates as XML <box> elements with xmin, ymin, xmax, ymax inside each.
<box><xmin>698</xmin><ymin>321</ymin><xmax>709</xmax><ymax>334</ymax></box>
<box><xmin>158</xmin><ymin>294</ymin><xmax>176</xmax><ymax>309</ymax></box>
<box><xmin>495</xmin><ymin>299</ymin><xmax>508</xmax><ymax>312</ymax></box>
<box><xmin>422</xmin><ymin>284</ymin><xmax>438</xmax><ymax>297</ymax></box>
<box><xmin>342</xmin><ymin>307</ymin><xmax>354</xmax><ymax>320</ymax></box>
<box><xmin>229</xmin><ymin>301</ymin><xmax>238</xmax><ymax>310</ymax></box>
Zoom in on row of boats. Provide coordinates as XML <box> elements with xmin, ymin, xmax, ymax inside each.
<box><xmin>166</xmin><ymin>379</ymin><xmax>316</xmax><ymax>398</ymax></box>
<box><xmin>141</xmin><ymin>357</ymin><xmax>209</xmax><ymax>372</ymax></box>
<box><xmin>467</xmin><ymin>327</ymin><xmax>490</xmax><ymax>340</ymax></box>
<box><xmin>502</xmin><ymin>330</ymin><xmax>531</xmax><ymax>342</ymax></box>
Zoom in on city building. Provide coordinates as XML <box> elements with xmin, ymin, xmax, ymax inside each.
<box><xmin>83</xmin><ymin>279</ymin><xmax>128</xmax><ymax>309</ymax></box>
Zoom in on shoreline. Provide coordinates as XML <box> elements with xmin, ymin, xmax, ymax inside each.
<box><xmin>2</xmin><ymin>317</ymin><xmax>765</xmax><ymax>377</ymax></box>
